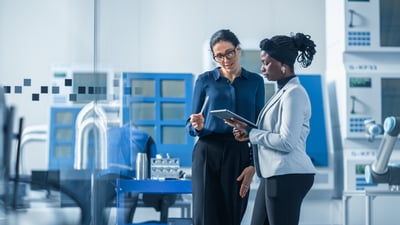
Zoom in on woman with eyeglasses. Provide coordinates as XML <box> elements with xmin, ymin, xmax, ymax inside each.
<box><xmin>186</xmin><ymin>29</ymin><xmax>265</xmax><ymax>225</ymax></box>
<box><xmin>224</xmin><ymin>33</ymin><xmax>317</xmax><ymax>225</ymax></box>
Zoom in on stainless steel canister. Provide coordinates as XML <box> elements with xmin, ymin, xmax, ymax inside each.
<box><xmin>136</xmin><ymin>152</ymin><xmax>148</xmax><ymax>180</ymax></box>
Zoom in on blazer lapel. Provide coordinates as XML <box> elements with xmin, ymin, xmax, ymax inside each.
<box><xmin>256</xmin><ymin>77</ymin><xmax>300</xmax><ymax>126</ymax></box>
<box><xmin>256</xmin><ymin>89</ymin><xmax>285</xmax><ymax>126</ymax></box>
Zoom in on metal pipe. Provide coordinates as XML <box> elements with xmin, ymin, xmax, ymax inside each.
<box><xmin>19</xmin><ymin>133</ymin><xmax>47</xmax><ymax>174</ymax></box>
<box><xmin>20</xmin><ymin>125</ymin><xmax>47</xmax><ymax>136</ymax></box>
<box><xmin>74</xmin><ymin>102</ymin><xmax>108</xmax><ymax>170</ymax></box>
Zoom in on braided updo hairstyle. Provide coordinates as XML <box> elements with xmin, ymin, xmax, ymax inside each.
<box><xmin>259</xmin><ymin>33</ymin><xmax>316</xmax><ymax>70</ymax></box>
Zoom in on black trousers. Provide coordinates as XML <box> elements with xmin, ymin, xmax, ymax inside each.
<box><xmin>251</xmin><ymin>173</ymin><xmax>314</xmax><ymax>225</ymax></box>
<box><xmin>192</xmin><ymin>133</ymin><xmax>250</xmax><ymax>225</ymax></box>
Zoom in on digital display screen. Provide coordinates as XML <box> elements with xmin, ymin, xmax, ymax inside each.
<box><xmin>355</xmin><ymin>164</ymin><xmax>366</xmax><ymax>175</ymax></box>
<box><xmin>349</xmin><ymin>77</ymin><xmax>371</xmax><ymax>88</ymax></box>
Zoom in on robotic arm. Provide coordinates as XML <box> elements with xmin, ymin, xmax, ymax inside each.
<box><xmin>365</xmin><ymin>116</ymin><xmax>400</xmax><ymax>188</ymax></box>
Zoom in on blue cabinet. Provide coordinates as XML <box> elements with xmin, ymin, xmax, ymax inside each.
<box><xmin>122</xmin><ymin>72</ymin><xmax>194</xmax><ymax>167</ymax></box>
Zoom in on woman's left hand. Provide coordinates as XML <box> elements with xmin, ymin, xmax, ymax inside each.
<box><xmin>236</xmin><ymin>166</ymin><xmax>255</xmax><ymax>198</ymax></box>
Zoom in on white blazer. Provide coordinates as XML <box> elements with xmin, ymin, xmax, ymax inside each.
<box><xmin>249</xmin><ymin>77</ymin><xmax>317</xmax><ymax>178</ymax></box>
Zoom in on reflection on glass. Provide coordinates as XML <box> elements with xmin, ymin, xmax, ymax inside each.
<box><xmin>161</xmin><ymin>103</ymin><xmax>185</xmax><ymax>120</ymax></box>
<box><xmin>54</xmin><ymin>145</ymin><xmax>73</xmax><ymax>158</ymax></box>
<box><xmin>161</xmin><ymin>80</ymin><xmax>185</xmax><ymax>97</ymax></box>
<box><xmin>73</xmin><ymin>72</ymin><xmax>108</xmax><ymax>103</ymax></box>
<box><xmin>55</xmin><ymin>111</ymin><xmax>73</xmax><ymax>124</ymax></box>
<box><xmin>162</xmin><ymin>126</ymin><xmax>186</xmax><ymax>144</ymax></box>
<box><xmin>131</xmin><ymin>79</ymin><xmax>155</xmax><ymax>97</ymax></box>
<box><xmin>131</xmin><ymin>102</ymin><xmax>155</xmax><ymax>120</ymax></box>
<box><xmin>137</xmin><ymin>126</ymin><xmax>156</xmax><ymax>140</ymax></box>
<box><xmin>55</xmin><ymin>128</ymin><xmax>73</xmax><ymax>141</ymax></box>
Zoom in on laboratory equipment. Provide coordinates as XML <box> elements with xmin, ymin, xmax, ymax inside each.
<box><xmin>345</xmin><ymin>0</ymin><xmax>400</xmax><ymax>52</ymax></box>
<box><xmin>48</xmin><ymin>67</ymin><xmax>121</xmax><ymax>168</ymax></box>
<box><xmin>341</xmin><ymin>53</ymin><xmax>400</xmax><ymax>139</ymax></box>
<box><xmin>150</xmin><ymin>156</ymin><xmax>180</xmax><ymax>180</ymax></box>
<box><xmin>334</xmin><ymin>2</ymin><xmax>400</xmax><ymax>223</ymax></box>
<box><xmin>339</xmin><ymin>55</ymin><xmax>400</xmax><ymax>198</ymax></box>
<box><xmin>340</xmin><ymin>53</ymin><xmax>400</xmax><ymax>191</ymax></box>
<box><xmin>28</xmin><ymin>71</ymin><xmax>193</xmax><ymax>225</ymax></box>
<box><xmin>342</xmin><ymin>117</ymin><xmax>400</xmax><ymax>225</ymax></box>
<box><xmin>27</xmin><ymin>68</ymin><xmax>123</xmax><ymax>225</ymax></box>
<box><xmin>365</xmin><ymin>116</ymin><xmax>400</xmax><ymax>188</ymax></box>
<box><xmin>339</xmin><ymin>0</ymin><xmax>400</xmax><ymax>194</ymax></box>
<box><xmin>48</xmin><ymin>101</ymin><xmax>120</xmax><ymax>169</ymax></box>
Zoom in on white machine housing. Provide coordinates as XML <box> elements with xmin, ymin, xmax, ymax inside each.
<box><xmin>340</xmin><ymin>52</ymin><xmax>400</xmax><ymax>191</ymax></box>
<box><xmin>345</xmin><ymin>0</ymin><xmax>400</xmax><ymax>52</ymax></box>
<box><xmin>341</xmin><ymin>52</ymin><xmax>400</xmax><ymax>139</ymax></box>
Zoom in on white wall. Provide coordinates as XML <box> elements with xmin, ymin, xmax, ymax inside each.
<box><xmin>0</xmin><ymin>0</ymin><xmax>326</xmax><ymax>125</ymax></box>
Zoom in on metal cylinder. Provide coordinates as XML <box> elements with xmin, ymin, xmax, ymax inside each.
<box><xmin>371</xmin><ymin>117</ymin><xmax>400</xmax><ymax>175</ymax></box>
<box><xmin>372</xmin><ymin>134</ymin><xmax>397</xmax><ymax>174</ymax></box>
<box><xmin>135</xmin><ymin>152</ymin><xmax>148</xmax><ymax>180</ymax></box>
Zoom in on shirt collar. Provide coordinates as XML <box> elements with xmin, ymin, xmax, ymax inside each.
<box><xmin>277</xmin><ymin>75</ymin><xmax>296</xmax><ymax>90</ymax></box>
<box><xmin>212</xmin><ymin>67</ymin><xmax>249</xmax><ymax>80</ymax></box>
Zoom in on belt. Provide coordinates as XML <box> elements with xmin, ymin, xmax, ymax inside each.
<box><xmin>206</xmin><ymin>132</ymin><xmax>235</xmax><ymax>140</ymax></box>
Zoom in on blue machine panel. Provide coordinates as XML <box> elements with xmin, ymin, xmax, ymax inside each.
<box><xmin>298</xmin><ymin>75</ymin><xmax>329</xmax><ymax>167</ymax></box>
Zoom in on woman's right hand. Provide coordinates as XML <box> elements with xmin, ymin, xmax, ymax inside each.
<box><xmin>224</xmin><ymin>118</ymin><xmax>249</xmax><ymax>141</ymax></box>
<box><xmin>190</xmin><ymin>113</ymin><xmax>204</xmax><ymax>131</ymax></box>
<box><xmin>233</xmin><ymin>128</ymin><xmax>249</xmax><ymax>142</ymax></box>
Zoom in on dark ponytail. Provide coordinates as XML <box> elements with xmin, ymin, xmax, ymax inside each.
<box><xmin>292</xmin><ymin>33</ymin><xmax>316</xmax><ymax>68</ymax></box>
<box><xmin>259</xmin><ymin>32</ymin><xmax>316</xmax><ymax>69</ymax></box>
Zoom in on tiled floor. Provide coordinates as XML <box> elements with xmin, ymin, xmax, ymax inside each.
<box><xmin>3</xmin><ymin>174</ymin><xmax>400</xmax><ymax>225</ymax></box>
<box><xmin>0</xmin><ymin>188</ymin><xmax>341</xmax><ymax>225</ymax></box>
<box><xmin>0</xmin><ymin>189</ymin><xmax>190</xmax><ymax>225</ymax></box>
<box><xmin>1</xmin><ymin>204</ymin><xmax>187</xmax><ymax>225</ymax></box>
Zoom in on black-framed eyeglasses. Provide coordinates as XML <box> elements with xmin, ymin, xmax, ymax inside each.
<box><xmin>213</xmin><ymin>48</ymin><xmax>237</xmax><ymax>62</ymax></box>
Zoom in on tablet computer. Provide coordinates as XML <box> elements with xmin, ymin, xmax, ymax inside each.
<box><xmin>210</xmin><ymin>109</ymin><xmax>257</xmax><ymax>128</ymax></box>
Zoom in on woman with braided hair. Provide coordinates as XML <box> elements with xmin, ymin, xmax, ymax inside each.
<box><xmin>224</xmin><ymin>33</ymin><xmax>317</xmax><ymax>225</ymax></box>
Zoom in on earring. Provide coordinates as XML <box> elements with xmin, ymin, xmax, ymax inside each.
<box><xmin>281</xmin><ymin>66</ymin><xmax>286</xmax><ymax>73</ymax></box>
